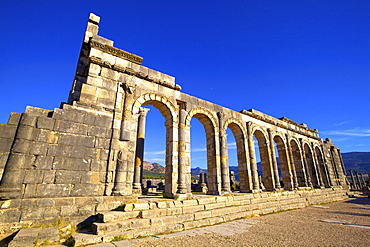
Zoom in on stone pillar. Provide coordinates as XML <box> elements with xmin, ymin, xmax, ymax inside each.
<box><xmin>198</xmin><ymin>172</ymin><xmax>207</xmax><ymax>192</ymax></box>
<box><xmin>246</xmin><ymin>122</ymin><xmax>259</xmax><ymax>191</ymax></box>
<box><xmin>360</xmin><ymin>173</ymin><xmax>366</xmax><ymax>187</ymax></box>
<box><xmin>218</xmin><ymin>112</ymin><xmax>230</xmax><ymax>192</ymax></box>
<box><xmin>268</xmin><ymin>129</ymin><xmax>281</xmax><ymax>190</ymax></box>
<box><xmin>300</xmin><ymin>140</ymin><xmax>313</xmax><ymax>188</ymax></box>
<box><xmin>112</xmin><ymin>151</ymin><xmax>128</xmax><ymax>195</ymax></box>
<box><xmin>286</xmin><ymin>135</ymin><xmax>299</xmax><ymax>189</ymax></box>
<box><xmin>348</xmin><ymin>170</ymin><xmax>356</xmax><ymax>190</ymax></box>
<box><xmin>354</xmin><ymin>171</ymin><xmax>361</xmax><ymax>189</ymax></box>
<box><xmin>133</xmin><ymin>107</ymin><xmax>150</xmax><ymax>193</ymax></box>
<box><xmin>311</xmin><ymin>150</ymin><xmax>324</xmax><ymax>188</ymax></box>
<box><xmin>177</xmin><ymin>108</ymin><xmax>188</xmax><ymax>194</ymax></box>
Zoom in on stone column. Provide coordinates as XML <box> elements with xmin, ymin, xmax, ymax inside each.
<box><xmin>177</xmin><ymin>108</ymin><xmax>188</xmax><ymax>194</ymax></box>
<box><xmin>354</xmin><ymin>171</ymin><xmax>361</xmax><ymax>189</ymax></box>
<box><xmin>300</xmin><ymin>140</ymin><xmax>312</xmax><ymax>188</ymax></box>
<box><xmin>312</xmin><ymin>149</ymin><xmax>324</xmax><ymax>188</ymax></box>
<box><xmin>268</xmin><ymin>129</ymin><xmax>281</xmax><ymax>190</ymax></box>
<box><xmin>199</xmin><ymin>173</ymin><xmax>207</xmax><ymax>192</ymax></box>
<box><xmin>112</xmin><ymin>151</ymin><xmax>128</xmax><ymax>195</ymax></box>
<box><xmin>360</xmin><ymin>173</ymin><xmax>366</xmax><ymax>187</ymax></box>
<box><xmin>348</xmin><ymin>170</ymin><xmax>356</xmax><ymax>190</ymax></box>
<box><xmin>246</xmin><ymin>122</ymin><xmax>259</xmax><ymax>191</ymax></box>
<box><xmin>133</xmin><ymin>107</ymin><xmax>150</xmax><ymax>192</ymax></box>
<box><xmin>286</xmin><ymin>135</ymin><xmax>299</xmax><ymax>189</ymax></box>
<box><xmin>218</xmin><ymin>112</ymin><xmax>230</xmax><ymax>192</ymax></box>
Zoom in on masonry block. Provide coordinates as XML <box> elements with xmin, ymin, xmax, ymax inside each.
<box><xmin>36</xmin><ymin>117</ymin><xmax>55</xmax><ymax>130</ymax></box>
<box><xmin>0</xmin><ymin>125</ymin><xmax>17</xmax><ymax>139</ymax></box>
<box><xmin>35</xmin><ymin>184</ymin><xmax>71</xmax><ymax>198</ymax></box>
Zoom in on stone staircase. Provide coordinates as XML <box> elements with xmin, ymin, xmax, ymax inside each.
<box><xmin>71</xmin><ymin>188</ymin><xmax>348</xmax><ymax>246</ymax></box>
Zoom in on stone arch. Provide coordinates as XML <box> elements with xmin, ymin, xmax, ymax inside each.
<box><xmin>289</xmin><ymin>138</ymin><xmax>307</xmax><ymax>187</ymax></box>
<box><xmin>314</xmin><ymin>145</ymin><xmax>330</xmax><ymax>187</ymax></box>
<box><xmin>185</xmin><ymin>107</ymin><xmax>221</xmax><ymax>195</ymax></box>
<box><xmin>132</xmin><ymin>93</ymin><xmax>178</xmax><ymax>197</ymax></box>
<box><xmin>303</xmin><ymin>142</ymin><xmax>320</xmax><ymax>188</ymax></box>
<box><xmin>273</xmin><ymin>134</ymin><xmax>293</xmax><ymax>190</ymax></box>
<box><xmin>223</xmin><ymin>118</ymin><xmax>251</xmax><ymax>192</ymax></box>
<box><xmin>252</xmin><ymin>127</ymin><xmax>275</xmax><ymax>190</ymax></box>
<box><xmin>133</xmin><ymin>93</ymin><xmax>178</xmax><ymax>123</ymax></box>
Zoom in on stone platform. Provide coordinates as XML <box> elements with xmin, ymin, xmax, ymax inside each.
<box><xmin>71</xmin><ymin>188</ymin><xmax>348</xmax><ymax>246</ymax></box>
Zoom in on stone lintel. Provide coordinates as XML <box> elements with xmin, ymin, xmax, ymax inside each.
<box><xmin>90</xmin><ymin>39</ymin><xmax>143</xmax><ymax>65</ymax></box>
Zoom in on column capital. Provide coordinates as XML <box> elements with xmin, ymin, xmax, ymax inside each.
<box><xmin>139</xmin><ymin>107</ymin><xmax>150</xmax><ymax>117</ymax></box>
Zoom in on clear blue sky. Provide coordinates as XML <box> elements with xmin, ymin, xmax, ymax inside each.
<box><xmin>1</xmin><ymin>1</ymin><xmax>369</xmax><ymax>169</ymax></box>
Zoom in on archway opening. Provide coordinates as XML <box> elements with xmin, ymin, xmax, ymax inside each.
<box><xmin>190</xmin><ymin>117</ymin><xmax>208</xmax><ymax>192</ymax></box>
<box><xmin>290</xmin><ymin>140</ymin><xmax>306</xmax><ymax>187</ymax></box>
<box><xmin>253</xmin><ymin>130</ymin><xmax>274</xmax><ymax>190</ymax></box>
<box><xmin>142</xmin><ymin>104</ymin><xmax>166</xmax><ymax>193</ymax></box>
<box><xmin>304</xmin><ymin>144</ymin><xmax>319</xmax><ymax>188</ymax></box>
<box><xmin>273</xmin><ymin>136</ymin><xmax>294</xmax><ymax>190</ymax></box>
<box><xmin>315</xmin><ymin>147</ymin><xmax>329</xmax><ymax>187</ymax></box>
<box><xmin>226</xmin><ymin>127</ymin><xmax>239</xmax><ymax>192</ymax></box>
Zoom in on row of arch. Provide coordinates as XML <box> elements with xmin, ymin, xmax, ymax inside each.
<box><xmin>124</xmin><ymin>93</ymin><xmax>345</xmax><ymax>197</ymax></box>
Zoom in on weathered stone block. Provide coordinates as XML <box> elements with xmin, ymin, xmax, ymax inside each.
<box><xmin>88</xmin><ymin>63</ymin><xmax>101</xmax><ymax>77</ymax></box>
<box><xmin>78</xmin><ymin>205</ymin><xmax>96</xmax><ymax>216</ymax></box>
<box><xmin>94</xmin><ymin>115</ymin><xmax>113</xmax><ymax>128</ymax></box>
<box><xmin>30</xmin><ymin>142</ymin><xmax>49</xmax><ymax>155</ymax></box>
<box><xmin>20</xmin><ymin>207</ymin><xmax>45</xmax><ymax>221</ymax></box>
<box><xmin>36</xmin><ymin>198</ymin><xmax>56</xmax><ymax>207</ymax></box>
<box><xmin>54</xmin><ymin>197</ymin><xmax>74</xmax><ymax>206</ymax></box>
<box><xmin>48</xmin><ymin>144</ymin><xmax>71</xmax><ymax>157</ymax></box>
<box><xmin>102</xmin><ymin>80</ymin><xmax>117</xmax><ymax>91</ymax></box>
<box><xmin>7</xmin><ymin>112</ymin><xmax>22</xmax><ymax>125</ymax></box>
<box><xmin>0</xmin><ymin>209</ymin><xmax>21</xmax><ymax>223</ymax></box>
<box><xmin>85</xmin><ymin>148</ymin><xmax>98</xmax><ymax>159</ymax></box>
<box><xmin>0</xmin><ymin>138</ymin><xmax>13</xmax><ymax>152</ymax></box>
<box><xmin>182</xmin><ymin>204</ymin><xmax>204</xmax><ymax>214</ymax></box>
<box><xmin>0</xmin><ymin>125</ymin><xmax>17</xmax><ymax>138</ymax></box>
<box><xmin>37</xmin><ymin>129</ymin><xmax>59</xmax><ymax>143</ymax></box>
<box><xmin>71</xmin><ymin>184</ymin><xmax>99</xmax><ymax>196</ymax></box>
<box><xmin>100</xmin><ymin>67</ymin><xmax>118</xmax><ymax>80</ymax></box>
<box><xmin>12</xmin><ymin>139</ymin><xmax>32</xmax><ymax>153</ymax></box>
<box><xmin>81</xmin><ymin>171</ymin><xmax>100</xmax><ymax>184</ymax></box>
<box><xmin>20</xmin><ymin>114</ymin><xmax>38</xmax><ymax>127</ymax></box>
<box><xmin>35</xmin><ymin>184</ymin><xmax>71</xmax><ymax>198</ymax></box>
<box><xmin>23</xmin><ymin>170</ymin><xmax>43</xmax><ymax>184</ymax></box>
<box><xmin>55</xmin><ymin>170</ymin><xmax>82</xmax><ymax>184</ymax></box>
<box><xmin>95</xmin><ymin>138</ymin><xmax>110</xmax><ymax>149</ymax></box>
<box><xmin>43</xmin><ymin>207</ymin><xmax>61</xmax><ymax>218</ymax></box>
<box><xmin>193</xmin><ymin>210</ymin><xmax>212</xmax><ymax>221</ymax></box>
<box><xmin>88</xmin><ymin>126</ymin><xmax>108</xmax><ymax>138</ymax></box>
<box><xmin>54</xmin><ymin>120</ymin><xmax>88</xmax><ymax>135</ymax></box>
<box><xmin>34</xmin><ymin>155</ymin><xmax>54</xmax><ymax>170</ymax></box>
<box><xmin>6</xmin><ymin>153</ymin><xmax>36</xmax><ymax>169</ymax></box>
<box><xmin>36</xmin><ymin>117</ymin><xmax>55</xmax><ymax>130</ymax></box>
<box><xmin>60</xmin><ymin>205</ymin><xmax>79</xmax><ymax>217</ymax></box>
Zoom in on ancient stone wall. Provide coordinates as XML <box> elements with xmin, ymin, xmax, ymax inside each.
<box><xmin>0</xmin><ymin>13</ymin><xmax>348</xmax><ymax>203</ymax></box>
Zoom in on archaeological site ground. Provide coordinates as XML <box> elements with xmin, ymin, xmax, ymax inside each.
<box><xmin>0</xmin><ymin>14</ymin><xmax>351</xmax><ymax>246</ymax></box>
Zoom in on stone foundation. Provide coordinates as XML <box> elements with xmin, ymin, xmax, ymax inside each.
<box><xmin>0</xmin><ymin>195</ymin><xmax>137</xmax><ymax>239</ymax></box>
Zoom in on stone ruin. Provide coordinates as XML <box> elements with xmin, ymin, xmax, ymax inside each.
<box><xmin>0</xmin><ymin>13</ymin><xmax>349</xmax><ymax>239</ymax></box>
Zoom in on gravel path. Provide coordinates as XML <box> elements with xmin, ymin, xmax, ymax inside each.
<box><xmin>133</xmin><ymin>196</ymin><xmax>370</xmax><ymax>247</ymax></box>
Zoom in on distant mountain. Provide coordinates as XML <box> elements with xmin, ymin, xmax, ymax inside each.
<box><xmin>341</xmin><ymin>152</ymin><xmax>370</xmax><ymax>175</ymax></box>
<box><xmin>191</xmin><ymin>167</ymin><xmax>208</xmax><ymax>176</ymax></box>
<box><xmin>143</xmin><ymin>161</ymin><xmax>165</xmax><ymax>173</ymax></box>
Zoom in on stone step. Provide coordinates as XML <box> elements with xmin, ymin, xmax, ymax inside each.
<box><xmin>92</xmin><ymin>198</ymin><xmax>308</xmax><ymax>236</ymax></box>
<box><xmin>70</xmin><ymin>189</ymin><xmax>348</xmax><ymax>246</ymax></box>
<box><xmin>73</xmin><ymin>202</ymin><xmax>309</xmax><ymax>246</ymax></box>
<box><xmin>98</xmin><ymin>194</ymin><xmax>307</xmax><ymax>224</ymax></box>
